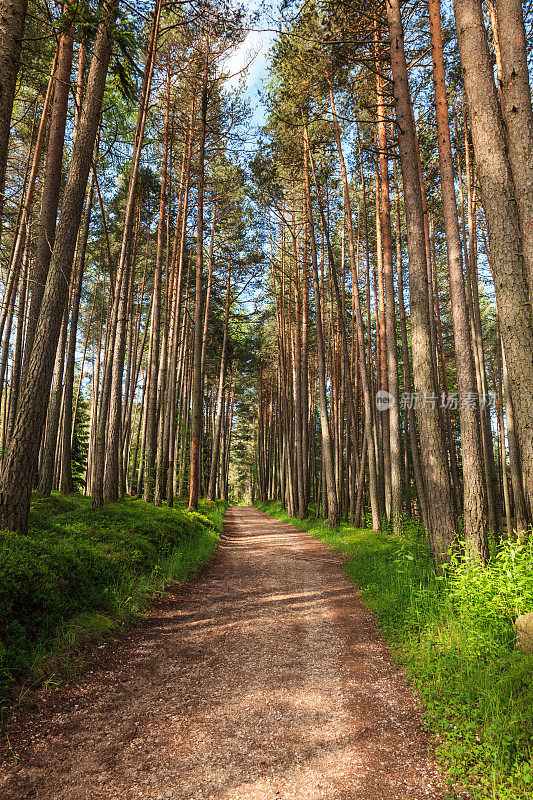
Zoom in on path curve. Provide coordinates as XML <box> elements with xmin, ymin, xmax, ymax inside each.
<box><xmin>0</xmin><ymin>506</ymin><xmax>446</xmax><ymax>800</ymax></box>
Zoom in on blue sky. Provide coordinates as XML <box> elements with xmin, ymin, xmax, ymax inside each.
<box><xmin>224</xmin><ymin>1</ymin><xmax>277</xmax><ymax>127</ymax></box>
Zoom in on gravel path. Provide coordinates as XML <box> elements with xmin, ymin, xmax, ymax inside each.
<box><xmin>0</xmin><ymin>506</ymin><xmax>447</xmax><ymax>800</ymax></box>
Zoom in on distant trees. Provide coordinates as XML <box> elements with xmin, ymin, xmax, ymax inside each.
<box><xmin>0</xmin><ymin>0</ymin><xmax>530</xmax><ymax>563</ymax></box>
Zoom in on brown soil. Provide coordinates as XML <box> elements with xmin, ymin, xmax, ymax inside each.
<box><xmin>0</xmin><ymin>506</ymin><xmax>447</xmax><ymax>800</ymax></box>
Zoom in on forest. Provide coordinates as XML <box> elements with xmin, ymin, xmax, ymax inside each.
<box><xmin>0</xmin><ymin>0</ymin><xmax>533</xmax><ymax>798</ymax></box>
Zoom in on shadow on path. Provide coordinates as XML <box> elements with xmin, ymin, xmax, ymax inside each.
<box><xmin>0</xmin><ymin>506</ymin><xmax>446</xmax><ymax>800</ymax></box>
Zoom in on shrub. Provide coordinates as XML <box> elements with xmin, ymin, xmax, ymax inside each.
<box><xmin>0</xmin><ymin>495</ymin><xmax>225</xmax><ymax>693</ymax></box>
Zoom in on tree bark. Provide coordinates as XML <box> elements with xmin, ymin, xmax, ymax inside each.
<box><xmin>493</xmin><ymin>0</ymin><xmax>533</xmax><ymax>303</ymax></box>
<box><xmin>23</xmin><ymin>18</ymin><xmax>75</xmax><ymax>375</ymax></box>
<box><xmin>453</xmin><ymin>0</ymin><xmax>533</xmax><ymax>523</ymax></box>
<box><xmin>146</xmin><ymin>60</ymin><xmax>170</xmax><ymax>503</ymax></box>
<box><xmin>385</xmin><ymin>0</ymin><xmax>458</xmax><ymax>563</ymax></box>
<box><xmin>59</xmin><ymin>174</ymin><xmax>94</xmax><ymax>493</ymax></box>
<box><xmin>37</xmin><ymin>301</ymin><xmax>69</xmax><ymax>495</ymax></box>
<box><xmin>428</xmin><ymin>0</ymin><xmax>488</xmax><ymax>560</ymax></box>
<box><xmin>303</xmin><ymin>125</ymin><xmax>338</xmax><ymax>527</ymax></box>
<box><xmin>0</xmin><ymin>0</ymin><xmax>29</xmax><ymax>219</ymax></box>
<box><xmin>376</xmin><ymin>63</ymin><xmax>402</xmax><ymax>533</ymax></box>
<box><xmin>207</xmin><ymin>259</ymin><xmax>231</xmax><ymax>499</ymax></box>
<box><xmin>189</xmin><ymin>57</ymin><xmax>209</xmax><ymax>511</ymax></box>
<box><xmin>93</xmin><ymin>0</ymin><xmax>161</xmax><ymax>505</ymax></box>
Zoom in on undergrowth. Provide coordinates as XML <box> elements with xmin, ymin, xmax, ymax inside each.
<box><xmin>256</xmin><ymin>500</ymin><xmax>533</xmax><ymax>800</ymax></box>
<box><xmin>0</xmin><ymin>494</ymin><xmax>225</xmax><ymax>698</ymax></box>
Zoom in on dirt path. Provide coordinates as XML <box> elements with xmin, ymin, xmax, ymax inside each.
<box><xmin>0</xmin><ymin>507</ymin><xmax>447</xmax><ymax>800</ymax></box>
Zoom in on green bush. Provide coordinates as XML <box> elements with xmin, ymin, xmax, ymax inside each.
<box><xmin>0</xmin><ymin>494</ymin><xmax>225</xmax><ymax>693</ymax></box>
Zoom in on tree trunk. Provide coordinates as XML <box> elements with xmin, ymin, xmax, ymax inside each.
<box><xmin>376</xmin><ymin>62</ymin><xmax>402</xmax><ymax>533</ymax></box>
<box><xmin>0</xmin><ymin>0</ymin><xmax>29</xmax><ymax>218</ymax></box>
<box><xmin>385</xmin><ymin>0</ymin><xmax>458</xmax><ymax>563</ymax></box>
<box><xmin>146</xmin><ymin>60</ymin><xmax>170</xmax><ymax>503</ymax></box>
<box><xmin>493</xmin><ymin>0</ymin><xmax>533</xmax><ymax>302</ymax></box>
<box><xmin>59</xmin><ymin>174</ymin><xmax>94</xmax><ymax>493</ymax></box>
<box><xmin>330</xmin><ymin>95</ymin><xmax>380</xmax><ymax>530</ymax></box>
<box><xmin>37</xmin><ymin>302</ymin><xmax>69</xmax><ymax>495</ymax></box>
<box><xmin>501</xmin><ymin>341</ymin><xmax>529</xmax><ymax>537</ymax></box>
<box><xmin>428</xmin><ymin>0</ymin><xmax>488</xmax><ymax>560</ymax></box>
<box><xmin>393</xmin><ymin>157</ymin><xmax>429</xmax><ymax>531</ymax></box>
<box><xmin>94</xmin><ymin>0</ymin><xmax>161</xmax><ymax>505</ymax></box>
<box><xmin>23</xmin><ymin>18</ymin><xmax>75</xmax><ymax>375</ymax></box>
<box><xmin>303</xmin><ymin>125</ymin><xmax>338</xmax><ymax>527</ymax></box>
<box><xmin>453</xmin><ymin>0</ymin><xmax>533</xmax><ymax>523</ymax></box>
<box><xmin>189</xmin><ymin>61</ymin><xmax>209</xmax><ymax>511</ymax></box>
<box><xmin>207</xmin><ymin>259</ymin><xmax>231</xmax><ymax>499</ymax></box>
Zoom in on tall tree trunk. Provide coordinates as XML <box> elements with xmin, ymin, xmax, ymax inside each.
<box><xmin>0</xmin><ymin>0</ymin><xmax>29</xmax><ymax>219</ymax></box>
<box><xmin>0</xmin><ymin>51</ymin><xmax>57</xmax><ymax>376</ymax></box>
<box><xmin>189</xmin><ymin>57</ymin><xmax>209</xmax><ymax>511</ymax></box>
<box><xmin>301</xmin><ymin>219</ymin><xmax>310</xmax><ymax>507</ymax></box>
<box><xmin>428</xmin><ymin>0</ymin><xmax>488</xmax><ymax>559</ymax></box>
<box><xmin>291</xmin><ymin>202</ymin><xmax>307</xmax><ymax>519</ymax></box>
<box><xmin>146</xmin><ymin>61</ymin><xmax>170</xmax><ymax>503</ymax></box>
<box><xmin>453</xmin><ymin>0</ymin><xmax>533</xmax><ymax>523</ymax></box>
<box><xmin>166</xmin><ymin>104</ymin><xmax>195</xmax><ymax>506</ymax></box>
<box><xmin>376</xmin><ymin>62</ymin><xmax>402</xmax><ymax>533</ymax></box>
<box><xmin>393</xmin><ymin>156</ymin><xmax>429</xmax><ymax>530</ymax></box>
<box><xmin>330</xmin><ymin>91</ymin><xmax>380</xmax><ymax>530</ymax></box>
<box><xmin>59</xmin><ymin>174</ymin><xmax>94</xmax><ymax>493</ymax></box>
<box><xmin>37</xmin><ymin>302</ymin><xmax>69</xmax><ymax>495</ymax></box>
<box><xmin>385</xmin><ymin>0</ymin><xmax>458</xmax><ymax>563</ymax></box>
<box><xmin>23</xmin><ymin>18</ymin><xmax>75</xmax><ymax>374</ymax></box>
<box><xmin>6</xmin><ymin>247</ymin><xmax>29</xmax><ymax>441</ymax></box>
<box><xmin>207</xmin><ymin>259</ymin><xmax>231</xmax><ymax>499</ymax></box>
<box><xmin>493</xmin><ymin>0</ymin><xmax>533</xmax><ymax>302</ymax></box>
<box><xmin>502</xmin><ymin>340</ymin><xmax>528</xmax><ymax>537</ymax></box>
<box><xmin>303</xmin><ymin>125</ymin><xmax>338</xmax><ymax>527</ymax></box>
<box><xmin>94</xmin><ymin>0</ymin><xmax>161</xmax><ymax>505</ymax></box>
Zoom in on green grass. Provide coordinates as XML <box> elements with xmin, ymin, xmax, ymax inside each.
<box><xmin>256</xmin><ymin>500</ymin><xmax>533</xmax><ymax>800</ymax></box>
<box><xmin>0</xmin><ymin>494</ymin><xmax>226</xmax><ymax>697</ymax></box>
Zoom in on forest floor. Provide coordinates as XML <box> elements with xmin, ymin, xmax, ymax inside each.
<box><xmin>0</xmin><ymin>506</ymin><xmax>447</xmax><ymax>800</ymax></box>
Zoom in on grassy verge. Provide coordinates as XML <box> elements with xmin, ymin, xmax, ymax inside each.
<box><xmin>0</xmin><ymin>494</ymin><xmax>226</xmax><ymax>698</ymax></box>
<box><xmin>256</xmin><ymin>500</ymin><xmax>533</xmax><ymax>800</ymax></box>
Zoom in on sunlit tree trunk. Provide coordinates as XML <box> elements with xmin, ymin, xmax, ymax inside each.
<box><xmin>428</xmin><ymin>0</ymin><xmax>488</xmax><ymax>559</ymax></box>
<box><xmin>453</xmin><ymin>0</ymin><xmax>533</xmax><ymax>524</ymax></box>
<box><xmin>385</xmin><ymin>0</ymin><xmax>457</xmax><ymax>563</ymax></box>
<box><xmin>189</xmin><ymin>57</ymin><xmax>209</xmax><ymax>511</ymax></box>
<box><xmin>93</xmin><ymin>0</ymin><xmax>161</xmax><ymax>505</ymax></box>
<box><xmin>493</xmin><ymin>0</ymin><xmax>533</xmax><ymax>302</ymax></box>
<box><xmin>23</xmin><ymin>19</ymin><xmax>75</xmax><ymax>376</ymax></box>
<box><xmin>0</xmin><ymin>0</ymin><xmax>29</xmax><ymax>221</ymax></box>
<box><xmin>376</xmin><ymin>63</ymin><xmax>402</xmax><ymax>533</ymax></box>
<box><xmin>392</xmin><ymin>155</ymin><xmax>429</xmax><ymax>530</ymax></box>
<box><xmin>59</xmin><ymin>175</ymin><xmax>94</xmax><ymax>494</ymax></box>
<box><xmin>330</xmin><ymin>91</ymin><xmax>380</xmax><ymax>530</ymax></box>
<box><xmin>208</xmin><ymin>259</ymin><xmax>231</xmax><ymax>499</ymax></box>
<box><xmin>146</xmin><ymin>62</ymin><xmax>170</xmax><ymax>503</ymax></box>
<box><xmin>303</xmin><ymin>126</ymin><xmax>338</xmax><ymax>527</ymax></box>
